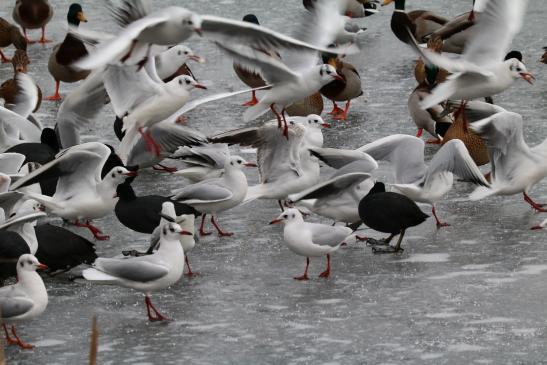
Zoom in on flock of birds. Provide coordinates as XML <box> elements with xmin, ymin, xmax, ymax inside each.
<box><xmin>0</xmin><ymin>0</ymin><xmax>545</xmax><ymax>352</ymax></box>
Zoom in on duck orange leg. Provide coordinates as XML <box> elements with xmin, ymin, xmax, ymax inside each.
<box><xmin>38</xmin><ymin>26</ymin><xmax>51</xmax><ymax>44</ymax></box>
<box><xmin>44</xmin><ymin>80</ymin><xmax>62</xmax><ymax>101</ymax></box>
<box><xmin>333</xmin><ymin>100</ymin><xmax>351</xmax><ymax>121</ymax></box>
<box><xmin>294</xmin><ymin>257</ymin><xmax>310</xmax><ymax>280</ymax></box>
<box><xmin>242</xmin><ymin>90</ymin><xmax>259</xmax><ymax>106</ymax></box>
<box><xmin>328</xmin><ymin>101</ymin><xmax>344</xmax><ymax>115</ymax></box>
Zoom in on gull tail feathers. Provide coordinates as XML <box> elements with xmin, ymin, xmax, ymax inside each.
<box><xmin>469</xmin><ymin>186</ymin><xmax>497</xmax><ymax>201</ymax></box>
<box><xmin>82</xmin><ymin>268</ymin><xmax>119</xmax><ymax>284</ymax></box>
<box><xmin>242</xmin><ymin>184</ymin><xmax>267</xmax><ymax>204</ymax></box>
<box><xmin>420</xmin><ymin>80</ymin><xmax>457</xmax><ymax>110</ymax></box>
<box><xmin>243</xmin><ymin>102</ymin><xmax>270</xmax><ymax>122</ymax></box>
<box><xmin>22</xmin><ymin>192</ymin><xmax>63</xmax><ymax>211</ymax></box>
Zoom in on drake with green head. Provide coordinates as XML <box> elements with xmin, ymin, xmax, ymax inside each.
<box><xmin>45</xmin><ymin>3</ymin><xmax>90</xmax><ymax>101</ymax></box>
<box><xmin>383</xmin><ymin>0</ymin><xmax>448</xmax><ymax>45</ymax></box>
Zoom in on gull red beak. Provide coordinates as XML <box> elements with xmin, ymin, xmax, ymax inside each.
<box><xmin>244</xmin><ymin>162</ymin><xmax>257</xmax><ymax>167</ymax></box>
<box><xmin>194</xmin><ymin>83</ymin><xmax>207</xmax><ymax>89</ymax></box>
<box><xmin>123</xmin><ymin>171</ymin><xmax>138</xmax><ymax>177</ymax></box>
<box><xmin>189</xmin><ymin>55</ymin><xmax>206</xmax><ymax>64</ymax></box>
<box><xmin>269</xmin><ymin>218</ymin><xmax>283</xmax><ymax>225</ymax></box>
<box><xmin>180</xmin><ymin>230</ymin><xmax>193</xmax><ymax>236</ymax></box>
<box><xmin>38</xmin><ymin>204</ymin><xmax>46</xmax><ymax>211</ymax></box>
<box><xmin>333</xmin><ymin>74</ymin><xmax>344</xmax><ymax>82</ymax></box>
<box><xmin>321</xmin><ymin>123</ymin><xmax>331</xmax><ymax>128</ymax></box>
<box><xmin>520</xmin><ymin>72</ymin><xmax>535</xmax><ymax>84</ymax></box>
<box><xmin>531</xmin><ymin>225</ymin><xmax>544</xmax><ymax>230</ymax></box>
<box><xmin>37</xmin><ymin>263</ymin><xmax>48</xmax><ymax>270</ymax></box>
<box><xmin>193</xmin><ymin>28</ymin><xmax>202</xmax><ymax>36</ymax></box>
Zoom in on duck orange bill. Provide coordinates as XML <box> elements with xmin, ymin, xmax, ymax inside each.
<box><xmin>520</xmin><ymin>72</ymin><xmax>535</xmax><ymax>84</ymax></box>
<box><xmin>269</xmin><ymin>219</ymin><xmax>283</xmax><ymax>225</ymax></box>
<box><xmin>244</xmin><ymin>162</ymin><xmax>258</xmax><ymax>167</ymax></box>
<box><xmin>194</xmin><ymin>83</ymin><xmax>207</xmax><ymax>89</ymax></box>
<box><xmin>123</xmin><ymin>171</ymin><xmax>138</xmax><ymax>177</ymax></box>
<box><xmin>180</xmin><ymin>230</ymin><xmax>193</xmax><ymax>236</ymax></box>
<box><xmin>37</xmin><ymin>263</ymin><xmax>48</xmax><ymax>270</ymax></box>
<box><xmin>77</xmin><ymin>12</ymin><xmax>87</xmax><ymax>22</ymax></box>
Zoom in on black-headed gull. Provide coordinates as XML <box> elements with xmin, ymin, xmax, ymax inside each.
<box><xmin>83</xmin><ymin>222</ymin><xmax>192</xmax><ymax>321</ymax></box>
<box><xmin>289</xmin><ymin>162</ymin><xmax>374</xmax><ymax>224</ymax></box>
<box><xmin>172</xmin><ymin>144</ymin><xmax>229</xmax><ymax>183</ymax></box>
<box><xmin>358</xmin><ymin>182</ymin><xmax>429</xmax><ymax>253</ymax></box>
<box><xmin>469</xmin><ymin>111</ymin><xmax>547</xmax><ymax>212</ymax></box>
<box><xmin>74</xmin><ymin>0</ymin><xmax>352</xmax><ymax>70</ymax></box>
<box><xmin>216</xmin><ymin>0</ymin><xmax>353</xmax><ymax>136</ymax></box>
<box><xmin>150</xmin><ymin>202</ymin><xmax>198</xmax><ymax>277</ymax></box>
<box><xmin>172</xmin><ymin>155</ymin><xmax>256</xmax><ymax>237</ymax></box>
<box><xmin>10</xmin><ymin>142</ymin><xmax>136</xmax><ymax>240</ymax></box>
<box><xmin>210</xmin><ymin>118</ymin><xmax>323</xmax><ymax>208</ymax></box>
<box><xmin>407</xmin><ymin>0</ymin><xmax>533</xmax><ymax>110</ymax></box>
<box><xmin>269</xmin><ymin>208</ymin><xmax>352</xmax><ymax>280</ymax></box>
<box><xmin>0</xmin><ymin>254</ymin><xmax>48</xmax><ymax>349</ymax></box>
<box><xmin>154</xmin><ymin>45</ymin><xmax>206</xmax><ymax>82</ymax></box>
<box><xmin>360</xmin><ymin>134</ymin><xmax>489</xmax><ymax>227</ymax></box>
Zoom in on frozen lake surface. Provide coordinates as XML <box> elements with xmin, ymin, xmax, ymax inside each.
<box><xmin>2</xmin><ymin>0</ymin><xmax>547</xmax><ymax>363</ymax></box>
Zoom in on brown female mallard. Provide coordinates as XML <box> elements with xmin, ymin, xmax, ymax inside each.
<box><xmin>0</xmin><ymin>49</ymin><xmax>42</xmax><ymax>114</ymax></box>
<box><xmin>320</xmin><ymin>56</ymin><xmax>362</xmax><ymax>120</ymax></box>
<box><xmin>45</xmin><ymin>3</ymin><xmax>89</xmax><ymax>101</ymax></box>
<box><xmin>0</xmin><ymin>17</ymin><xmax>26</xmax><ymax>63</ymax></box>
<box><xmin>12</xmin><ymin>0</ymin><xmax>54</xmax><ymax>44</ymax></box>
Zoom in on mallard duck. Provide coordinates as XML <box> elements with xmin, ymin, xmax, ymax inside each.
<box><xmin>320</xmin><ymin>55</ymin><xmax>362</xmax><ymax>120</ymax></box>
<box><xmin>304</xmin><ymin>0</ymin><xmax>379</xmax><ymax>18</ymax></box>
<box><xmin>45</xmin><ymin>3</ymin><xmax>89</xmax><ymax>101</ymax></box>
<box><xmin>0</xmin><ymin>50</ymin><xmax>42</xmax><ymax>114</ymax></box>
<box><xmin>408</xmin><ymin>87</ymin><xmax>451</xmax><ymax>143</ymax></box>
<box><xmin>414</xmin><ymin>37</ymin><xmax>449</xmax><ymax>85</ymax></box>
<box><xmin>286</xmin><ymin>92</ymin><xmax>324</xmax><ymax>117</ymax></box>
<box><xmin>0</xmin><ymin>17</ymin><xmax>26</xmax><ymax>63</ymax></box>
<box><xmin>441</xmin><ymin>106</ymin><xmax>489</xmax><ymax>166</ymax></box>
<box><xmin>12</xmin><ymin>0</ymin><xmax>54</xmax><ymax>44</ymax></box>
<box><xmin>382</xmin><ymin>0</ymin><xmax>448</xmax><ymax>45</ymax></box>
<box><xmin>232</xmin><ymin>14</ymin><xmax>269</xmax><ymax>106</ymax></box>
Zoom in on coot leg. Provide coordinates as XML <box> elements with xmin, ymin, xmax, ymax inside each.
<box><xmin>294</xmin><ymin>257</ymin><xmax>310</xmax><ymax>280</ymax></box>
<box><xmin>372</xmin><ymin>231</ymin><xmax>405</xmax><ymax>254</ymax></box>
<box><xmin>366</xmin><ymin>234</ymin><xmax>395</xmax><ymax>247</ymax></box>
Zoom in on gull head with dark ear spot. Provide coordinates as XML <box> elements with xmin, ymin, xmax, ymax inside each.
<box><xmin>508</xmin><ymin>59</ymin><xmax>535</xmax><ymax>84</ymax></box>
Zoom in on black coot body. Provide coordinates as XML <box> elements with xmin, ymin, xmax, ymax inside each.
<box><xmin>358</xmin><ymin>182</ymin><xmax>428</xmax><ymax>252</ymax></box>
<box><xmin>35</xmin><ymin>224</ymin><xmax>97</xmax><ymax>273</ymax></box>
<box><xmin>359</xmin><ymin>182</ymin><xmax>428</xmax><ymax>233</ymax></box>
<box><xmin>115</xmin><ymin>182</ymin><xmax>197</xmax><ymax>234</ymax></box>
<box><xmin>0</xmin><ymin>231</ymin><xmax>30</xmax><ymax>283</ymax></box>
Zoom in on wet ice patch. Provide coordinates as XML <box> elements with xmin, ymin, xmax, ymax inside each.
<box><xmin>430</xmin><ymin>270</ymin><xmax>492</xmax><ymax>280</ymax></box>
<box><xmin>395</xmin><ymin>253</ymin><xmax>449</xmax><ymax>263</ymax></box>
<box><xmin>462</xmin><ymin>264</ymin><xmax>494</xmax><ymax>270</ymax></box>
<box><xmin>317</xmin><ymin>336</ymin><xmax>352</xmax><ymax>345</ymax></box>
<box><xmin>458</xmin><ymin>239</ymin><xmax>479</xmax><ymax>245</ymax></box>
<box><xmin>34</xmin><ymin>339</ymin><xmax>66</xmax><ymax>347</ymax></box>
<box><xmin>420</xmin><ymin>353</ymin><xmax>444</xmax><ymax>360</ymax></box>
<box><xmin>187</xmin><ymin>323</ymin><xmax>231</xmax><ymax>331</ymax></box>
<box><xmin>315</xmin><ymin>298</ymin><xmax>344</xmax><ymax>305</ymax></box>
<box><xmin>447</xmin><ymin>343</ymin><xmax>486</xmax><ymax>352</ymax></box>
<box><xmin>467</xmin><ymin>317</ymin><xmax>517</xmax><ymax>325</ymax></box>
<box><xmin>516</xmin><ymin>265</ymin><xmax>547</xmax><ymax>275</ymax></box>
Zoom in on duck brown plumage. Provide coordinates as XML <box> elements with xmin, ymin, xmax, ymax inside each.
<box><xmin>12</xmin><ymin>0</ymin><xmax>54</xmax><ymax>44</ymax></box>
<box><xmin>320</xmin><ymin>57</ymin><xmax>362</xmax><ymax>120</ymax></box>
<box><xmin>45</xmin><ymin>3</ymin><xmax>90</xmax><ymax>101</ymax></box>
<box><xmin>0</xmin><ymin>49</ymin><xmax>42</xmax><ymax>113</ymax></box>
<box><xmin>286</xmin><ymin>92</ymin><xmax>324</xmax><ymax>117</ymax></box>
<box><xmin>0</xmin><ymin>17</ymin><xmax>26</xmax><ymax>63</ymax></box>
